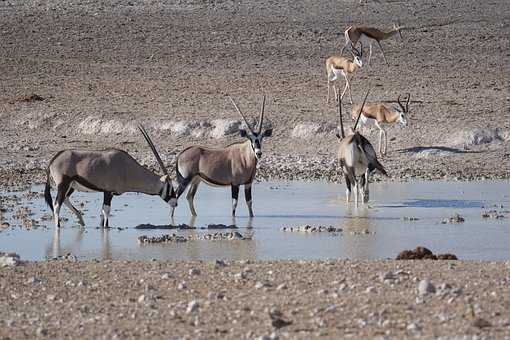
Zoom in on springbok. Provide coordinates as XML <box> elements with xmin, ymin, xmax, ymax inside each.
<box><xmin>339</xmin><ymin>23</ymin><xmax>404</xmax><ymax>66</ymax></box>
<box><xmin>326</xmin><ymin>43</ymin><xmax>363</xmax><ymax>104</ymax></box>
<box><xmin>171</xmin><ymin>96</ymin><xmax>272</xmax><ymax>217</ymax></box>
<box><xmin>336</xmin><ymin>90</ymin><xmax>388</xmax><ymax>204</ymax></box>
<box><xmin>351</xmin><ymin>93</ymin><xmax>410</xmax><ymax>155</ymax></box>
<box><xmin>44</xmin><ymin>125</ymin><xmax>176</xmax><ymax>228</ymax></box>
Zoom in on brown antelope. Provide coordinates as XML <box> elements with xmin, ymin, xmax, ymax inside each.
<box><xmin>326</xmin><ymin>43</ymin><xmax>363</xmax><ymax>104</ymax></box>
<box><xmin>339</xmin><ymin>23</ymin><xmax>404</xmax><ymax>66</ymax></box>
<box><xmin>351</xmin><ymin>93</ymin><xmax>410</xmax><ymax>155</ymax></box>
<box><xmin>171</xmin><ymin>96</ymin><xmax>272</xmax><ymax>217</ymax></box>
<box><xmin>44</xmin><ymin>125</ymin><xmax>176</xmax><ymax>228</ymax></box>
<box><xmin>336</xmin><ymin>90</ymin><xmax>388</xmax><ymax>204</ymax></box>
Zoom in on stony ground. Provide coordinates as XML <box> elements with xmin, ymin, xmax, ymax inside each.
<box><xmin>1</xmin><ymin>0</ymin><xmax>510</xmax><ymax>188</ymax></box>
<box><xmin>1</xmin><ymin>259</ymin><xmax>509</xmax><ymax>339</ymax></box>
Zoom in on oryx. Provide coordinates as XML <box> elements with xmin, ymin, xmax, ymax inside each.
<box><xmin>172</xmin><ymin>95</ymin><xmax>272</xmax><ymax>217</ymax></box>
<box><xmin>336</xmin><ymin>90</ymin><xmax>388</xmax><ymax>204</ymax></box>
<box><xmin>44</xmin><ymin>125</ymin><xmax>176</xmax><ymax>228</ymax></box>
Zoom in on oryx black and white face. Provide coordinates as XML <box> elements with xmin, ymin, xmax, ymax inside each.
<box><xmin>159</xmin><ymin>175</ymin><xmax>177</xmax><ymax>207</ymax></box>
<box><xmin>239</xmin><ymin>128</ymin><xmax>273</xmax><ymax>159</ymax></box>
<box><xmin>229</xmin><ymin>94</ymin><xmax>272</xmax><ymax>160</ymax></box>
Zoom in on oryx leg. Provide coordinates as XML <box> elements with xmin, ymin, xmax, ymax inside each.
<box><xmin>244</xmin><ymin>183</ymin><xmax>254</xmax><ymax>218</ymax></box>
<box><xmin>231</xmin><ymin>185</ymin><xmax>240</xmax><ymax>217</ymax></box>
<box><xmin>361</xmin><ymin>169</ymin><xmax>370</xmax><ymax>203</ymax></box>
<box><xmin>53</xmin><ymin>179</ymin><xmax>72</xmax><ymax>228</ymax></box>
<box><xmin>186</xmin><ymin>177</ymin><xmax>200</xmax><ymax>216</ymax></box>
<box><xmin>172</xmin><ymin>174</ymin><xmax>192</xmax><ymax>217</ymax></box>
<box><xmin>377</xmin><ymin>41</ymin><xmax>389</xmax><ymax>66</ymax></box>
<box><xmin>344</xmin><ymin>174</ymin><xmax>352</xmax><ymax>203</ymax></box>
<box><xmin>64</xmin><ymin>188</ymin><xmax>85</xmax><ymax>226</ymax></box>
<box><xmin>100</xmin><ymin>192</ymin><xmax>113</xmax><ymax>228</ymax></box>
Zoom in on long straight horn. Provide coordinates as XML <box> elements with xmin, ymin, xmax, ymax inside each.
<box><xmin>138</xmin><ymin>124</ymin><xmax>169</xmax><ymax>176</ymax></box>
<box><xmin>229</xmin><ymin>96</ymin><xmax>253</xmax><ymax>133</ymax></box>
<box><xmin>258</xmin><ymin>94</ymin><xmax>266</xmax><ymax>133</ymax></box>
<box><xmin>353</xmin><ymin>89</ymin><xmax>370</xmax><ymax>131</ymax></box>
<box><xmin>337</xmin><ymin>91</ymin><xmax>345</xmax><ymax>139</ymax></box>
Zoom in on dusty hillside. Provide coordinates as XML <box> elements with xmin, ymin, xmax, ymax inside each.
<box><xmin>0</xmin><ymin>0</ymin><xmax>509</xmax><ymax>186</ymax></box>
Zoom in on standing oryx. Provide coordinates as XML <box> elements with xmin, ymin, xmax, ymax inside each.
<box><xmin>351</xmin><ymin>93</ymin><xmax>410</xmax><ymax>155</ymax></box>
<box><xmin>44</xmin><ymin>125</ymin><xmax>176</xmax><ymax>228</ymax></box>
<box><xmin>171</xmin><ymin>96</ymin><xmax>272</xmax><ymax>217</ymax></box>
<box><xmin>339</xmin><ymin>23</ymin><xmax>404</xmax><ymax>66</ymax></box>
<box><xmin>336</xmin><ymin>90</ymin><xmax>388</xmax><ymax>204</ymax></box>
<box><xmin>326</xmin><ymin>43</ymin><xmax>363</xmax><ymax>104</ymax></box>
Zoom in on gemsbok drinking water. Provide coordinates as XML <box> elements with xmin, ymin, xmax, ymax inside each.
<box><xmin>44</xmin><ymin>125</ymin><xmax>176</xmax><ymax>228</ymax></box>
<box><xmin>171</xmin><ymin>95</ymin><xmax>272</xmax><ymax>217</ymax></box>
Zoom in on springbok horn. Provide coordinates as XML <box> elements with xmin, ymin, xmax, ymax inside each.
<box><xmin>397</xmin><ymin>94</ymin><xmax>404</xmax><ymax>110</ymax></box>
<box><xmin>353</xmin><ymin>89</ymin><xmax>371</xmax><ymax>131</ymax></box>
<box><xmin>405</xmin><ymin>92</ymin><xmax>411</xmax><ymax>112</ymax></box>
<box><xmin>138</xmin><ymin>124</ymin><xmax>169</xmax><ymax>176</ymax></box>
<box><xmin>229</xmin><ymin>96</ymin><xmax>253</xmax><ymax>133</ymax></box>
<box><xmin>258</xmin><ymin>94</ymin><xmax>266</xmax><ymax>133</ymax></box>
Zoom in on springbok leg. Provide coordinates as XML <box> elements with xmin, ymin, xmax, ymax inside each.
<box><xmin>377</xmin><ymin>41</ymin><xmax>389</xmax><ymax>66</ymax></box>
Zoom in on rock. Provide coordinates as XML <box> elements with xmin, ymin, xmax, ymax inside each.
<box><xmin>269</xmin><ymin>308</ymin><xmax>292</xmax><ymax>329</ymax></box>
<box><xmin>255</xmin><ymin>281</ymin><xmax>271</xmax><ymax>289</ymax></box>
<box><xmin>365</xmin><ymin>286</ymin><xmax>376</xmax><ymax>293</ymax></box>
<box><xmin>77</xmin><ymin>116</ymin><xmax>137</xmax><ymax>135</ymax></box>
<box><xmin>178</xmin><ymin>282</ymin><xmax>187</xmax><ymax>290</ymax></box>
<box><xmin>0</xmin><ymin>252</ymin><xmax>21</xmax><ymax>267</ymax></box>
<box><xmin>472</xmin><ymin>318</ymin><xmax>492</xmax><ymax>328</ymax></box>
<box><xmin>291</xmin><ymin>122</ymin><xmax>335</xmax><ymax>138</ymax></box>
<box><xmin>418</xmin><ymin>279</ymin><xmax>436</xmax><ymax>296</ymax></box>
<box><xmin>137</xmin><ymin>295</ymin><xmax>146</xmax><ymax>303</ymax></box>
<box><xmin>186</xmin><ymin>300</ymin><xmax>200</xmax><ymax>314</ymax></box>
<box><xmin>214</xmin><ymin>259</ymin><xmax>227</xmax><ymax>268</ymax></box>
<box><xmin>276</xmin><ymin>283</ymin><xmax>287</xmax><ymax>290</ymax></box>
<box><xmin>36</xmin><ymin>327</ymin><xmax>48</xmax><ymax>337</ymax></box>
<box><xmin>441</xmin><ymin>213</ymin><xmax>465</xmax><ymax>224</ymax></box>
<box><xmin>446</xmin><ymin>128</ymin><xmax>503</xmax><ymax>148</ymax></box>
<box><xmin>396</xmin><ymin>246</ymin><xmax>458</xmax><ymax>260</ymax></box>
<box><xmin>406</xmin><ymin>322</ymin><xmax>421</xmax><ymax>331</ymax></box>
<box><xmin>189</xmin><ymin>268</ymin><xmax>201</xmax><ymax>276</ymax></box>
<box><xmin>379</xmin><ymin>271</ymin><xmax>396</xmax><ymax>281</ymax></box>
<box><xmin>210</xmin><ymin>119</ymin><xmax>242</xmax><ymax>138</ymax></box>
<box><xmin>325</xmin><ymin>304</ymin><xmax>337</xmax><ymax>313</ymax></box>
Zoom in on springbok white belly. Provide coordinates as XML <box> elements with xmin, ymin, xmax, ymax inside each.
<box><xmin>328</xmin><ymin>67</ymin><xmax>345</xmax><ymax>81</ymax></box>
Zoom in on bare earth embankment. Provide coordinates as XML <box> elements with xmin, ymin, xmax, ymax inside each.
<box><xmin>1</xmin><ymin>259</ymin><xmax>510</xmax><ymax>339</ymax></box>
<box><xmin>0</xmin><ymin>0</ymin><xmax>509</xmax><ymax>187</ymax></box>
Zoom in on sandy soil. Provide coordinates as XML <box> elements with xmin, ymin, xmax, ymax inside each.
<box><xmin>0</xmin><ymin>0</ymin><xmax>509</xmax><ymax>188</ymax></box>
<box><xmin>1</xmin><ymin>259</ymin><xmax>509</xmax><ymax>339</ymax></box>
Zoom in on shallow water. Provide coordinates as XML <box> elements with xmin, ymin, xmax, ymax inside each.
<box><xmin>0</xmin><ymin>181</ymin><xmax>509</xmax><ymax>261</ymax></box>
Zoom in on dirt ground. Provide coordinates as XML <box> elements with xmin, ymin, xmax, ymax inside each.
<box><xmin>1</xmin><ymin>259</ymin><xmax>510</xmax><ymax>339</ymax></box>
<box><xmin>0</xmin><ymin>0</ymin><xmax>509</xmax><ymax>187</ymax></box>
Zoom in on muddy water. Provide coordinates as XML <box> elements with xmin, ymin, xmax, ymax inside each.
<box><xmin>0</xmin><ymin>181</ymin><xmax>509</xmax><ymax>261</ymax></box>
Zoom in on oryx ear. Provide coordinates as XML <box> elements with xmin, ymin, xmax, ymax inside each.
<box><xmin>160</xmin><ymin>175</ymin><xmax>169</xmax><ymax>183</ymax></box>
<box><xmin>263</xmin><ymin>128</ymin><xmax>273</xmax><ymax>137</ymax></box>
<box><xmin>239</xmin><ymin>129</ymin><xmax>248</xmax><ymax>137</ymax></box>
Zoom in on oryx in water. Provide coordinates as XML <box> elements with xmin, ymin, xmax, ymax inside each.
<box><xmin>336</xmin><ymin>90</ymin><xmax>388</xmax><ymax>204</ymax></box>
<box><xmin>172</xmin><ymin>95</ymin><xmax>272</xmax><ymax>217</ymax></box>
<box><xmin>44</xmin><ymin>125</ymin><xmax>176</xmax><ymax>228</ymax></box>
